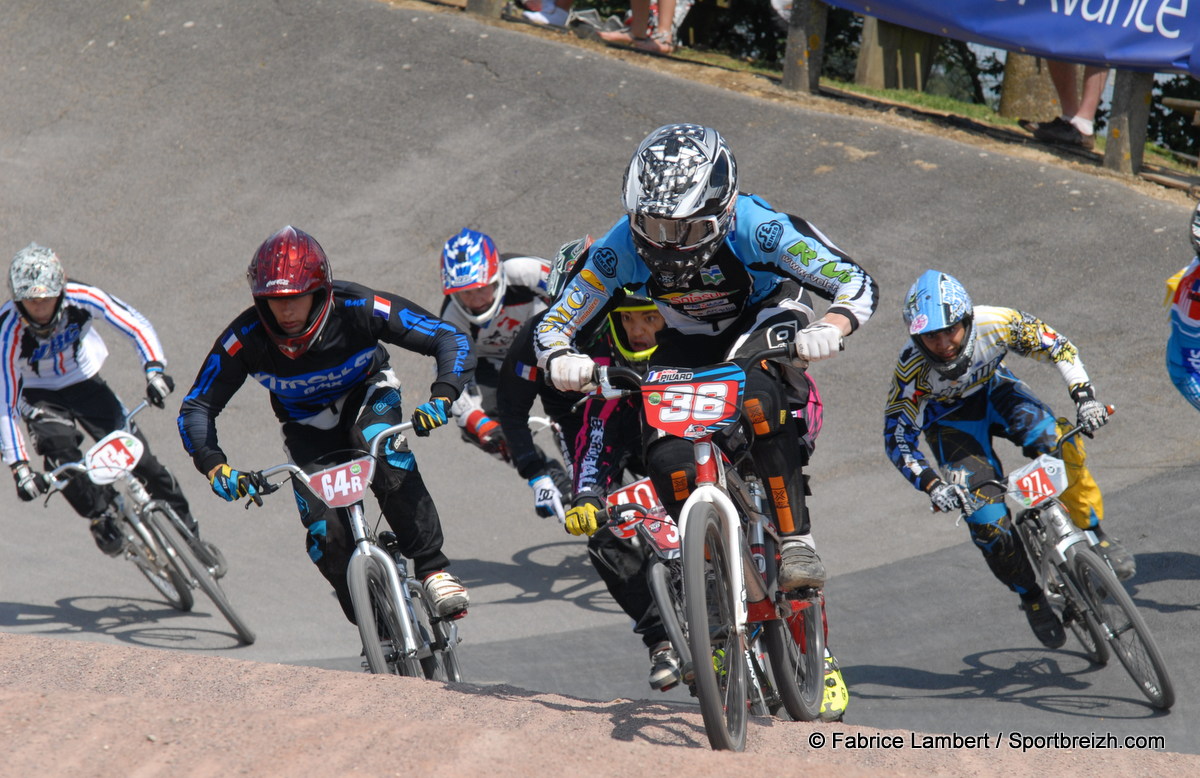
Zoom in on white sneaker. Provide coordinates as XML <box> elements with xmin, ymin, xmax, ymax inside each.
<box><xmin>523</xmin><ymin>4</ymin><xmax>569</xmax><ymax>27</ymax></box>
<box><xmin>423</xmin><ymin>571</ymin><xmax>469</xmax><ymax>617</ymax></box>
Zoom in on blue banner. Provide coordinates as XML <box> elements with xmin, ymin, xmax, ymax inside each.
<box><xmin>824</xmin><ymin>1</ymin><xmax>1199</xmax><ymax>77</ymax></box>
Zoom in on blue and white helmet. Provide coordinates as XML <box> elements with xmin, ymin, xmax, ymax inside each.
<box><xmin>441</xmin><ymin>228</ymin><xmax>504</xmax><ymax>325</ymax></box>
<box><xmin>902</xmin><ymin>269</ymin><xmax>976</xmax><ymax>379</ymax></box>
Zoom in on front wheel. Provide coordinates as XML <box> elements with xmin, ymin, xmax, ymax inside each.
<box><xmin>146</xmin><ymin>509</ymin><xmax>255</xmax><ymax>645</ymax></box>
<box><xmin>1072</xmin><ymin>547</ymin><xmax>1175</xmax><ymax>709</ymax></box>
<box><xmin>683</xmin><ymin>503</ymin><xmax>747</xmax><ymax>752</ymax></box>
<box><xmin>122</xmin><ymin>514</ymin><xmax>193</xmax><ymax>612</ymax></box>
<box><xmin>348</xmin><ymin>555</ymin><xmax>421</xmax><ymax>677</ymax></box>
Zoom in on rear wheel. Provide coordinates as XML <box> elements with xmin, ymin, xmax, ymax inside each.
<box><xmin>407</xmin><ymin>581</ymin><xmax>463</xmax><ymax>682</ymax></box>
<box><xmin>683</xmin><ymin>503</ymin><xmax>747</xmax><ymax>752</ymax></box>
<box><xmin>763</xmin><ymin>594</ymin><xmax>824</xmax><ymax>722</ymax></box>
<box><xmin>1072</xmin><ymin>547</ymin><xmax>1174</xmax><ymax>709</ymax></box>
<box><xmin>647</xmin><ymin>559</ymin><xmax>692</xmax><ymax>685</ymax></box>
<box><xmin>123</xmin><ymin>515</ymin><xmax>193</xmax><ymax>612</ymax></box>
<box><xmin>147</xmin><ymin>509</ymin><xmax>255</xmax><ymax>645</ymax></box>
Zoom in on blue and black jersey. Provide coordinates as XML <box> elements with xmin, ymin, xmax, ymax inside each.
<box><xmin>178</xmin><ymin>280</ymin><xmax>474</xmax><ymax>475</ymax></box>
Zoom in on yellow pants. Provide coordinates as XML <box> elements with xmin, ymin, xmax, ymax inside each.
<box><xmin>1055</xmin><ymin>418</ymin><xmax>1104</xmax><ymax>528</ymax></box>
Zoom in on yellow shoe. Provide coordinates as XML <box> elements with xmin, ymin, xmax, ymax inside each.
<box><xmin>819</xmin><ymin>649</ymin><xmax>848</xmax><ymax>722</ymax></box>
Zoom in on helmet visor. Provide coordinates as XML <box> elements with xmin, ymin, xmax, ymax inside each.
<box><xmin>632</xmin><ymin>213</ymin><xmax>720</xmax><ymax>251</ymax></box>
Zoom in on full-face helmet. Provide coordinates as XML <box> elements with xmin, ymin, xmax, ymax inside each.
<box><xmin>247</xmin><ymin>226</ymin><xmax>333</xmax><ymax>359</ymax></box>
<box><xmin>441</xmin><ymin>228</ymin><xmax>504</xmax><ymax>325</ymax></box>
<box><xmin>607</xmin><ymin>292</ymin><xmax>663</xmax><ymax>370</ymax></box>
<box><xmin>622</xmin><ymin>124</ymin><xmax>737</xmax><ymax>289</ymax></box>
<box><xmin>902</xmin><ymin>269</ymin><xmax>976</xmax><ymax>380</ymax></box>
<box><xmin>9</xmin><ymin>243</ymin><xmax>67</xmax><ymax>337</ymax></box>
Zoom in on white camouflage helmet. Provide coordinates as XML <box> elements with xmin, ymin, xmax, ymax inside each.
<box><xmin>9</xmin><ymin>243</ymin><xmax>65</xmax><ymax>301</ymax></box>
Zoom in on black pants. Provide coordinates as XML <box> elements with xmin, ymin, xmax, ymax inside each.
<box><xmin>588</xmin><ymin>527</ymin><xmax>665</xmax><ymax>649</ymax></box>
<box><xmin>23</xmin><ymin>377</ymin><xmax>193</xmax><ymax>527</ymax></box>
<box><xmin>282</xmin><ymin>373</ymin><xmax>449</xmax><ymax>624</ymax></box>
<box><xmin>642</xmin><ymin>325</ymin><xmax>812</xmax><ymax>537</ymax></box>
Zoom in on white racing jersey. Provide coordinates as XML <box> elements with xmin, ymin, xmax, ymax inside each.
<box><xmin>0</xmin><ymin>282</ymin><xmax>167</xmax><ymax>464</ymax></box>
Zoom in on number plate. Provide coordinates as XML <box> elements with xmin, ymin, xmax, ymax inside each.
<box><xmin>640</xmin><ymin>363</ymin><xmax>745</xmax><ymax>439</ymax></box>
<box><xmin>1007</xmin><ymin>454</ymin><xmax>1068</xmax><ymax>509</ymax></box>
<box><xmin>84</xmin><ymin>432</ymin><xmax>145</xmax><ymax>484</ymax></box>
<box><xmin>606</xmin><ymin>477</ymin><xmax>679</xmax><ymax>555</ymax></box>
<box><xmin>308</xmin><ymin>457</ymin><xmax>375</xmax><ymax>508</ymax></box>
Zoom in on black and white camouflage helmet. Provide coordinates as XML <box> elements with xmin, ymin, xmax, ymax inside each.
<box><xmin>9</xmin><ymin>243</ymin><xmax>65</xmax><ymax>301</ymax></box>
<box><xmin>1190</xmin><ymin>200</ymin><xmax>1200</xmax><ymax>256</ymax></box>
<box><xmin>622</xmin><ymin>124</ymin><xmax>738</xmax><ymax>288</ymax></box>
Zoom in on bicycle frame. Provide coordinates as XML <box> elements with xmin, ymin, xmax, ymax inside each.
<box><xmin>257</xmin><ymin>421</ymin><xmax>434</xmax><ymax>668</ymax></box>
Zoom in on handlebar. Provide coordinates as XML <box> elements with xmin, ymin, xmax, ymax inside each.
<box><xmin>933</xmin><ymin>404</ymin><xmax>1116</xmax><ymax>516</ymax></box>
<box><xmin>590</xmin><ymin>343</ymin><xmax>803</xmax><ymax>400</ymax></box>
<box><xmin>243</xmin><ymin>420</ymin><xmax>419</xmax><ymax>508</ymax></box>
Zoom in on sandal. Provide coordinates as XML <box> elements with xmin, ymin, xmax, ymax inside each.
<box><xmin>597</xmin><ymin>28</ymin><xmax>635</xmax><ymax>46</ymax></box>
<box><xmin>632</xmin><ymin>32</ymin><xmax>673</xmax><ymax>55</ymax></box>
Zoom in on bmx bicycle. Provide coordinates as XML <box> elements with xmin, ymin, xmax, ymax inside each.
<box><xmin>596</xmin><ymin>343</ymin><xmax>826</xmax><ymax>751</ymax></box>
<box><xmin>250</xmin><ymin>421</ymin><xmax>462</xmax><ymax>681</ymax></box>
<box><xmin>41</xmin><ymin>400</ymin><xmax>254</xmax><ymax>645</ymax></box>
<box><xmin>954</xmin><ymin>410</ymin><xmax>1174</xmax><ymax>710</ymax></box>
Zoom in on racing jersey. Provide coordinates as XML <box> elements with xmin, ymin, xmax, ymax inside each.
<box><xmin>178</xmin><ymin>280</ymin><xmax>474</xmax><ymax>476</ymax></box>
<box><xmin>1167</xmin><ymin>256</ymin><xmax>1200</xmax><ymax>375</ymax></box>
<box><xmin>440</xmin><ymin>255</ymin><xmax>551</xmax><ymax>370</ymax></box>
<box><xmin>1</xmin><ymin>282</ymin><xmax>167</xmax><ymax>464</ymax></box>
<box><xmin>532</xmin><ymin>193</ymin><xmax>877</xmax><ymax>364</ymax></box>
<box><xmin>883</xmin><ymin>305</ymin><xmax>1092</xmax><ymax>492</ymax></box>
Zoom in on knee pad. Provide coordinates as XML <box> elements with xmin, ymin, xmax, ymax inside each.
<box><xmin>645</xmin><ymin>436</ymin><xmax>695</xmax><ymax>507</ymax></box>
<box><xmin>966</xmin><ymin>504</ymin><xmax>1015</xmax><ymax>557</ymax></box>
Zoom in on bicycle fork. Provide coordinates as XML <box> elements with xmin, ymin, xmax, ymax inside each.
<box><xmin>346</xmin><ymin>505</ymin><xmax>422</xmax><ymax>659</ymax></box>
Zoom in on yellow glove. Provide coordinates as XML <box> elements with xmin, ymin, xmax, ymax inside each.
<box><xmin>564</xmin><ymin>500</ymin><xmax>603</xmax><ymax>537</ymax></box>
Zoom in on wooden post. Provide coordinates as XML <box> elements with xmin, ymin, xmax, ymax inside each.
<box><xmin>465</xmin><ymin>0</ymin><xmax>506</xmax><ymax>19</ymax></box>
<box><xmin>1104</xmin><ymin>70</ymin><xmax>1155</xmax><ymax>175</ymax></box>
<box><xmin>781</xmin><ymin>1</ymin><xmax>828</xmax><ymax>94</ymax></box>
<box><xmin>997</xmin><ymin>54</ymin><xmax>1062</xmax><ymax>120</ymax></box>
<box><xmin>855</xmin><ymin>16</ymin><xmax>940</xmax><ymax>91</ymax></box>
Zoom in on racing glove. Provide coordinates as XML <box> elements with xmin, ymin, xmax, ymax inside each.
<box><xmin>411</xmin><ymin>397</ymin><xmax>451</xmax><ymax>437</ymax></box>
<box><xmin>464</xmin><ymin>410</ymin><xmax>508</xmax><ymax>459</ymax></box>
<box><xmin>529</xmin><ymin>474</ymin><xmax>565</xmax><ymax>522</ymax></box>
<box><xmin>144</xmin><ymin>361</ymin><xmax>175</xmax><ymax>408</ymax></box>
<box><xmin>564</xmin><ymin>496</ymin><xmax>603</xmax><ymax>537</ymax></box>
<box><xmin>547</xmin><ymin>351</ymin><xmax>597</xmax><ymax>393</ymax></box>
<box><xmin>794</xmin><ymin>321</ymin><xmax>844</xmax><ymax>363</ymax></box>
<box><xmin>927</xmin><ymin>480</ymin><xmax>969</xmax><ymax>513</ymax></box>
<box><xmin>209</xmin><ymin>464</ymin><xmax>261</xmax><ymax>502</ymax></box>
<box><xmin>1070</xmin><ymin>383</ymin><xmax>1108</xmax><ymax>435</ymax></box>
<box><xmin>11</xmin><ymin>461</ymin><xmax>44</xmax><ymax>502</ymax></box>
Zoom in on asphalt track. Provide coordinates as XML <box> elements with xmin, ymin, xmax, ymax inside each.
<box><xmin>1</xmin><ymin>0</ymin><xmax>1197</xmax><ymax>755</ymax></box>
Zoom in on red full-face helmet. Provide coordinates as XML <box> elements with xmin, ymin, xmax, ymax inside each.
<box><xmin>247</xmin><ymin>226</ymin><xmax>333</xmax><ymax>358</ymax></box>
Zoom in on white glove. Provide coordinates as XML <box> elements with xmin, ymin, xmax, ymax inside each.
<box><xmin>529</xmin><ymin>474</ymin><xmax>565</xmax><ymax>523</ymax></box>
<box><xmin>794</xmin><ymin>321</ymin><xmax>844</xmax><ymax>363</ymax></box>
<box><xmin>927</xmin><ymin>480</ymin><xmax>969</xmax><ymax>513</ymax></box>
<box><xmin>548</xmin><ymin>351</ymin><xmax>597</xmax><ymax>393</ymax></box>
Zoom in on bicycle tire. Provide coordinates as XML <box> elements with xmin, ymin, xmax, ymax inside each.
<box><xmin>406</xmin><ymin>580</ymin><xmax>462</xmax><ymax>682</ymax></box>
<box><xmin>1072</xmin><ymin>547</ymin><xmax>1175</xmax><ymax>709</ymax></box>
<box><xmin>647</xmin><ymin>559</ymin><xmax>692</xmax><ymax>684</ymax></box>
<box><xmin>147</xmin><ymin>509</ymin><xmax>256</xmax><ymax>645</ymax></box>
<box><xmin>123</xmin><ymin>515</ymin><xmax>193</xmax><ymax>612</ymax></box>
<box><xmin>1046</xmin><ymin>558</ymin><xmax>1108</xmax><ymax>665</ymax></box>
<box><xmin>348</xmin><ymin>555</ymin><xmax>421</xmax><ymax>676</ymax></box>
<box><xmin>763</xmin><ymin>593</ymin><xmax>824</xmax><ymax>722</ymax></box>
<box><xmin>683</xmin><ymin>502</ymin><xmax>748</xmax><ymax>752</ymax></box>
<box><xmin>1017</xmin><ymin>518</ymin><xmax>1108</xmax><ymax>665</ymax></box>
